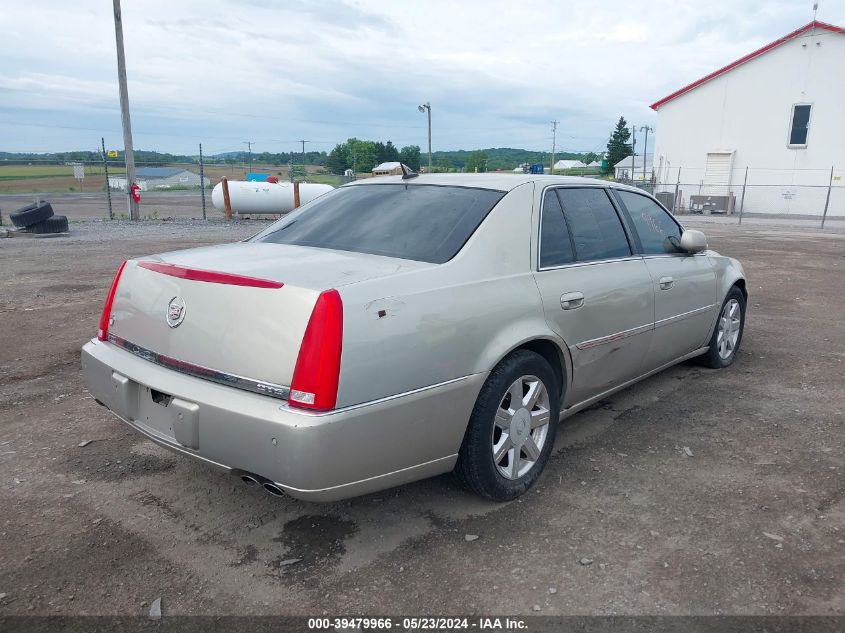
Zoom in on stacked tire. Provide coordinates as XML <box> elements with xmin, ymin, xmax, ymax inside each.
<box><xmin>9</xmin><ymin>201</ymin><xmax>68</xmax><ymax>234</ymax></box>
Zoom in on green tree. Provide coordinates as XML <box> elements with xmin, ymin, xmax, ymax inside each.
<box><xmin>347</xmin><ymin>138</ymin><xmax>377</xmax><ymax>172</ymax></box>
<box><xmin>582</xmin><ymin>151</ymin><xmax>599</xmax><ymax>166</ymax></box>
<box><xmin>605</xmin><ymin>117</ymin><xmax>632</xmax><ymax>173</ymax></box>
<box><xmin>325</xmin><ymin>143</ymin><xmax>350</xmax><ymax>173</ymax></box>
<box><xmin>465</xmin><ymin>150</ymin><xmax>489</xmax><ymax>172</ymax></box>
<box><xmin>399</xmin><ymin>145</ymin><xmax>421</xmax><ymax>171</ymax></box>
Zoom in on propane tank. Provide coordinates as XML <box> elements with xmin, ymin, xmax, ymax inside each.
<box><xmin>211</xmin><ymin>180</ymin><xmax>333</xmax><ymax>214</ymax></box>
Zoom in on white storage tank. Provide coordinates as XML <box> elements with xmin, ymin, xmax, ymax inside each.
<box><xmin>211</xmin><ymin>180</ymin><xmax>334</xmax><ymax>214</ymax></box>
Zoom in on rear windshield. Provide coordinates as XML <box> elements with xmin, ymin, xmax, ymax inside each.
<box><xmin>251</xmin><ymin>184</ymin><xmax>506</xmax><ymax>264</ymax></box>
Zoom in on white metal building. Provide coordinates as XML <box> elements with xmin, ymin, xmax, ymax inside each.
<box><xmin>614</xmin><ymin>154</ymin><xmax>654</xmax><ymax>181</ymax></box>
<box><xmin>109</xmin><ymin>167</ymin><xmax>210</xmax><ymax>191</ymax></box>
<box><xmin>651</xmin><ymin>21</ymin><xmax>845</xmax><ymax>217</ymax></box>
<box><xmin>371</xmin><ymin>162</ymin><xmax>408</xmax><ymax>176</ymax></box>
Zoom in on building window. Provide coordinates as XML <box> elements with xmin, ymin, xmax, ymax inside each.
<box><xmin>788</xmin><ymin>104</ymin><xmax>811</xmax><ymax>147</ymax></box>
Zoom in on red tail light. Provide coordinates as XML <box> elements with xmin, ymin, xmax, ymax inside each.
<box><xmin>97</xmin><ymin>261</ymin><xmax>127</xmax><ymax>341</ymax></box>
<box><xmin>289</xmin><ymin>289</ymin><xmax>343</xmax><ymax>411</ymax></box>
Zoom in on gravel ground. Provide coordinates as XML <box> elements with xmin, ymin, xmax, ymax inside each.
<box><xmin>0</xmin><ymin>218</ymin><xmax>842</xmax><ymax>618</ymax></box>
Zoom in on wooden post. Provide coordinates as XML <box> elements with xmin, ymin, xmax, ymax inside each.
<box><xmin>738</xmin><ymin>166</ymin><xmax>748</xmax><ymax>224</ymax></box>
<box><xmin>821</xmin><ymin>165</ymin><xmax>834</xmax><ymax>229</ymax></box>
<box><xmin>293</xmin><ymin>181</ymin><xmax>301</xmax><ymax>209</ymax></box>
<box><xmin>673</xmin><ymin>167</ymin><xmax>681</xmax><ymax>215</ymax></box>
<box><xmin>221</xmin><ymin>177</ymin><xmax>232</xmax><ymax>220</ymax></box>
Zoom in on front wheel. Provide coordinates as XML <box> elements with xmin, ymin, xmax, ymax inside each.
<box><xmin>454</xmin><ymin>350</ymin><xmax>560</xmax><ymax>501</ymax></box>
<box><xmin>700</xmin><ymin>286</ymin><xmax>746</xmax><ymax>368</ymax></box>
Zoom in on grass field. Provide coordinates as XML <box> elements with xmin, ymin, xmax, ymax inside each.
<box><xmin>0</xmin><ymin>163</ymin><xmax>342</xmax><ymax>193</ymax></box>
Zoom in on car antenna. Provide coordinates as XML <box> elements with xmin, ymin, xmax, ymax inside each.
<box><xmin>400</xmin><ymin>163</ymin><xmax>418</xmax><ymax>180</ymax></box>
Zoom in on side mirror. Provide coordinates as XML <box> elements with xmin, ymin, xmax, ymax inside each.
<box><xmin>680</xmin><ymin>229</ymin><xmax>707</xmax><ymax>254</ymax></box>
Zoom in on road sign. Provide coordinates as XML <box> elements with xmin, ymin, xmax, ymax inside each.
<box><xmin>107</xmin><ymin>150</ymin><xmax>118</xmax><ymax>158</ymax></box>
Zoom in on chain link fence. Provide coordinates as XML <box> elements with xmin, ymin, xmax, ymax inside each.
<box><xmin>2</xmin><ymin>151</ymin><xmax>843</xmax><ymax>228</ymax></box>
<box><xmin>619</xmin><ymin>165</ymin><xmax>844</xmax><ymax>228</ymax></box>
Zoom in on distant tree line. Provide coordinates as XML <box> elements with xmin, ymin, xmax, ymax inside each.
<box><xmin>325</xmin><ymin>139</ymin><xmax>421</xmax><ymax>173</ymax></box>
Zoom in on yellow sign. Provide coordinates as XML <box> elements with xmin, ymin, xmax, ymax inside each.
<box><xmin>107</xmin><ymin>150</ymin><xmax>118</xmax><ymax>158</ymax></box>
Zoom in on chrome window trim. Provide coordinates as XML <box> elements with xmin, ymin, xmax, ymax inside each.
<box><xmin>538</xmin><ymin>255</ymin><xmax>642</xmax><ymax>273</ymax></box>
<box><xmin>536</xmin><ymin>184</ymin><xmax>635</xmax><ymax>272</ymax></box>
<box><xmin>575</xmin><ymin>322</ymin><xmax>653</xmax><ymax>350</ymax></box>
<box><xmin>107</xmin><ymin>334</ymin><xmax>291</xmax><ymax>400</ymax></box>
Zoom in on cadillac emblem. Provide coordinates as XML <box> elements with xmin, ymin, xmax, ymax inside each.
<box><xmin>166</xmin><ymin>296</ymin><xmax>187</xmax><ymax>328</ymax></box>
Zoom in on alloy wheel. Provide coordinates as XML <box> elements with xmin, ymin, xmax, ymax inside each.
<box><xmin>491</xmin><ymin>375</ymin><xmax>552</xmax><ymax>480</ymax></box>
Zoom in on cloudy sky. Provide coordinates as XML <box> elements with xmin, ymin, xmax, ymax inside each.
<box><xmin>1</xmin><ymin>0</ymin><xmax>841</xmax><ymax>156</ymax></box>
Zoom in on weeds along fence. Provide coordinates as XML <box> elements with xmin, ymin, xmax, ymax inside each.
<box><xmin>620</xmin><ymin>165</ymin><xmax>844</xmax><ymax>228</ymax></box>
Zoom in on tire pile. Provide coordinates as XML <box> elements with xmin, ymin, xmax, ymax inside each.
<box><xmin>9</xmin><ymin>201</ymin><xmax>69</xmax><ymax>234</ymax></box>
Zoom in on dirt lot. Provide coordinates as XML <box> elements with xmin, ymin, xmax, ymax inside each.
<box><xmin>0</xmin><ymin>219</ymin><xmax>842</xmax><ymax>618</ymax></box>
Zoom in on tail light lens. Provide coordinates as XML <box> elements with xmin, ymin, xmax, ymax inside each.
<box><xmin>289</xmin><ymin>289</ymin><xmax>343</xmax><ymax>411</ymax></box>
<box><xmin>97</xmin><ymin>261</ymin><xmax>127</xmax><ymax>341</ymax></box>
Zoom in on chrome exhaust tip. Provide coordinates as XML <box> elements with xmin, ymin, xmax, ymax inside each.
<box><xmin>262</xmin><ymin>482</ymin><xmax>286</xmax><ymax>497</ymax></box>
<box><xmin>240</xmin><ymin>474</ymin><xmax>261</xmax><ymax>487</ymax></box>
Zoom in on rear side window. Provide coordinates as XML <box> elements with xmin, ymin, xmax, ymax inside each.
<box><xmin>616</xmin><ymin>190</ymin><xmax>682</xmax><ymax>255</ymax></box>
<box><xmin>540</xmin><ymin>190</ymin><xmax>576</xmax><ymax>268</ymax></box>
<box><xmin>252</xmin><ymin>184</ymin><xmax>505</xmax><ymax>264</ymax></box>
<box><xmin>556</xmin><ymin>188</ymin><xmax>631</xmax><ymax>262</ymax></box>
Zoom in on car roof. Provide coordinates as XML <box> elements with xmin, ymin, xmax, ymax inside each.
<box><xmin>342</xmin><ymin>173</ymin><xmax>639</xmax><ymax>193</ymax></box>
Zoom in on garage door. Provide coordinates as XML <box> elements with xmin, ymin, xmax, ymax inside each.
<box><xmin>703</xmin><ymin>151</ymin><xmax>734</xmax><ymax>195</ymax></box>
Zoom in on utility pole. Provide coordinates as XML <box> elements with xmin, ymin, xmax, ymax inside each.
<box><xmin>550</xmin><ymin>120</ymin><xmax>559</xmax><ymax>174</ymax></box>
<box><xmin>199</xmin><ymin>143</ymin><xmax>206</xmax><ymax>220</ymax></box>
<box><xmin>630</xmin><ymin>124</ymin><xmax>637</xmax><ymax>182</ymax></box>
<box><xmin>298</xmin><ymin>140</ymin><xmax>308</xmax><ymax>176</ymax></box>
<box><xmin>112</xmin><ymin>0</ymin><xmax>139</xmax><ymax>220</ymax></box>
<box><xmin>244</xmin><ymin>141</ymin><xmax>253</xmax><ymax>176</ymax></box>
<box><xmin>101</xmin><ymin>137</ymin><xmax>113</xmax><ymax>220</ymax></box>
<box><xmin>418</xmin><ymin>102</ymin><xmax>432</xmax><ymax>171</ymax></box>
<box><xmin>640</xmin><ymin>125</ymin><xmax>654</xmax><ymax>182</ymax></box>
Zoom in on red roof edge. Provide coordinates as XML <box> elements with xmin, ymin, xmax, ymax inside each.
<box><xmin>650</xmin><ymin>21</ymin><xmax>845</xmax><ymax>110</ymax></box>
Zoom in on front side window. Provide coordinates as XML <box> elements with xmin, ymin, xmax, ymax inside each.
<box><xmin>556</xmin><ymin>188</ymin><xmax>631</xmax><ymax>262</ymax></box>
<box><xmin>788</xmin><ymin>104</ymin><xmax>811</xmax><ymax>147</ymax></box>
<box><xmin>252</xmin><ymin>184</ymin><xmax>505</xmax><ymax>264</ymax></box>
<box><xmin>616</xmin><ymin>190</ymin><xmax>682</xmax><ymax>255</ymax></box>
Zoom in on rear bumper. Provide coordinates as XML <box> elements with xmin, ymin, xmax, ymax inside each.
<box><xmin>81</xmin><ymin>339</ymin><xmax>484</xmax><ymax>501</ymax></box>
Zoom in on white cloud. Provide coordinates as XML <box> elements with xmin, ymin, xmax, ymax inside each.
<box><xmin>0</xmin><ymin>0</ymin><xmax>841</xmax><ymax>153</ymax></box>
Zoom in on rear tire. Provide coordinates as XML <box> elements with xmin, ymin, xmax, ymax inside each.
<box><xmin>11</xmin><ymin>201</ymin><xmax>53</xmax><ymax>228</ymax></box>
<box><xmin>700</xmin><ymin>286</ymin><xmax>745</xmax><ymax>368</ymax></box>
<box><xmin>455</xmin><ymin>350</ymin><xmax>560</xmax><ymax>501</ymax></box>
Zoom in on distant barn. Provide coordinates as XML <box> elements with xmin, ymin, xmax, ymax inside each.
<box><xmin>371</xmin><ymin>162</ymin><xmax>409</xmax><ymax>176</ymax></box>
<box><xmin>109</xmin><ymin>167</ymin><xmax>210</xmax><ymax>191</ymax></box>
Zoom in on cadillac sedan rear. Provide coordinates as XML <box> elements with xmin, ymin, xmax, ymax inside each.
<box><xmin>81</xmin><ymin>180</ymin><xmax>511</xmax><ymax>501</ymax></box>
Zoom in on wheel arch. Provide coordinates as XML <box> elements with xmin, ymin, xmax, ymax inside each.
<box><xmin>487</xmin><ymin>335</ymin><xmax>571</xmax><ymax>404</ymax></box>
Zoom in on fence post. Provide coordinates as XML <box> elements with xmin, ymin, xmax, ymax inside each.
<box><xmin>101</xmin><ymin>137</ymin><xmax>113</xmax><ymax>220</ymax></box>
<box><xmin>199</xmin><ymin>143</ymin><xmax>206</xmax><ymax>220</ymax></box>
<box><xmin>673</xmin><ymin>167</ymin><xmax>681</xmax><ymax>215</ymax></box>
<box><xmin>221</xmin><ymin>177</ymin><xmax>232</xmax><ymax>220</ymax></box>
<box><xmin>821</xmin><ymin>165</ymin><xmax>834</xmax><ymax>229</ymax></box>
<box><xmin>738</xmin><ymin>166</ymin><xmax>748</xmax><ymax>225</ymax></box>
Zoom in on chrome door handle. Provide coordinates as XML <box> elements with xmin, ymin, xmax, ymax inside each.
<box><xmin>560</xmin><ymin>292</ymin><xmax>584</xmax><ymax>310</ymax></box>
<box><xmin>659</xmin><ymin>276</ymin><xmax>674</xmax><ymax>290</ymax></box>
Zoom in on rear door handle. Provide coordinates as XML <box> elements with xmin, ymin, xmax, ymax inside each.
<box><xmin>659</xmin><ymin>276</ymin><xmax>674</xmax><ymax>290</ymax></box>
<box><xmin>560</xmin><ymin>291</ymin><xmax>584</xmax><ymax>310</ymax></box>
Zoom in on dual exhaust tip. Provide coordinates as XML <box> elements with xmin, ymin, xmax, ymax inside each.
<box><xmin>240</xmin><ymin>472</ymin><xmax>285</xmax><ymax>497</ymax></box>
